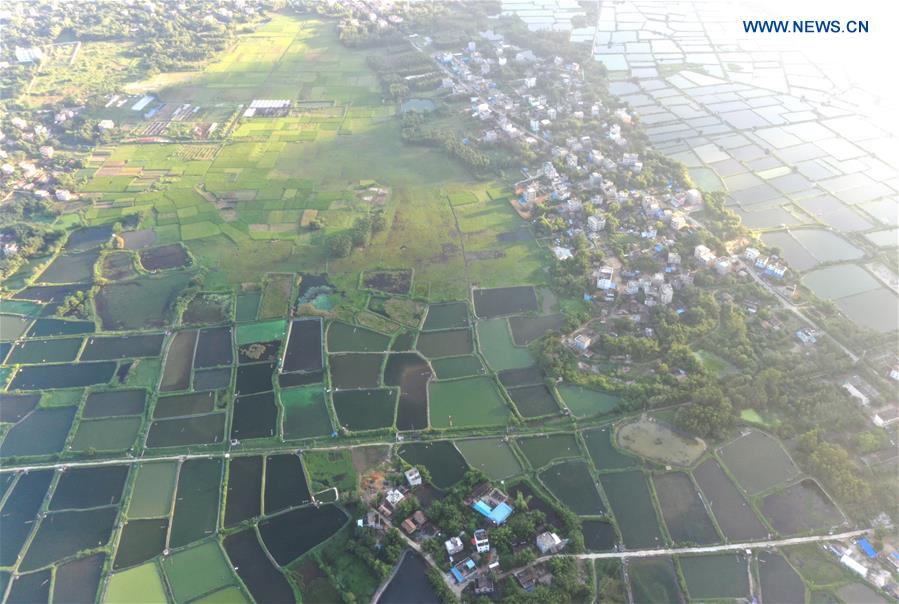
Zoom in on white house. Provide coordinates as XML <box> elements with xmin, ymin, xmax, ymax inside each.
<box><xmin>840</xmin><ymin>553</ymin><xmax>868</xmax><ymax>578</ymax></box>
<box><xmin>404</xmin><ymin>467</ymin><xmax>422</xmax><ymax>487</ymax></box>
<box><xmin>573</xmin><ymin>334</ymin><xmax>592</xmax><ymax>351</ymax></box>
<box><xmin>714</xmin><ymin>258</ymin><xmax>733</xmax><ymax>276</ymax></box>
<box><xmin>385</xmin><ymin>489</ymin><xmax>405</xmax><ymax>507</ymax></box>
<box><xmin>473</xmin><ymin>529</ymin><xmax>490</xmax><ymax>554</ymax></box>
<box><xmin>535</xmin><ymin>532</ymin><xmax>565</xmax><ymax>555</ymax></box>
<box><xmin>743</xmin><ymin>247</ymin><xmax>760</xmax><ymax>261</ymax></box>
<box><xmin>694</xmin><ymin>245</ymin><xmax>715</xmax><ymax>266</ymax></box>
<box><xmin>659</xmin><ymin>283</ymin><xmax>674</xmax><ymax>305</ymax></box>
<box><xmin>445</xmin><ymin>536</ymin><xmax>464</xmax><ymax>556</ymax></box>
<box><xmin>587</xmin><ymin>215</ymin><xmax>606</xmax><ymax>232</ymax></box>
<box><xmin>552</xmin><ymin>246</ymin><xmax>573</xmax><ymax>261</ymax></box>
<box><xmin>595</xmin><ymin>266</ymin><xmax>614</xmax><ymax>290</ymax></box>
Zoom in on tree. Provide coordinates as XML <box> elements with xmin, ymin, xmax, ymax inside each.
<box><xmin>351</xmin><ymin>215</ymin><xmax>372</xmax><ymax>247</ymax></box>
<box><xmin>856</xmin><ymin>429</ymin><xmax>889</xmax><ymax>455</ymax></box>
<box><xmin>328</xmin><ymin>233</ymin><xmax>352</xmax><ymax>258</ymax></box>
<box><xmin>371</xmin><ymin>210</ymin><xmax>388</xmax><ymax>234</ymax></box>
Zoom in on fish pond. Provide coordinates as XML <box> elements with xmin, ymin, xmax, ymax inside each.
<box><xmin>556</xmin><ymin>384</ymin><xmax>619</xmax><ymax>418</ymax></box>
<box><xmin>231</xmin><ymin>391</ymin><xmax>279</xmax><ymax>440</ymax></box>
<box><xmin>599</xmin><ymin>471</ymin><xmax>663</xmax><ymax>549</ymax></box>
<box><xmin>719</xmin><ymin>429</ymin><xmax>799</xmax><ymax>494</ymax></box>
<box><xmin>0</xmin><ymin>406</ymin><xmax>76</xmax><ymax>457</ymax></box>
<box><xmin>517</xmin><ymin>433</ymin><xmax>581</xmax><ymax>469</ymax></box>
<box><xmin>280</xmin><ymin>386</ymin><xmax>332</xmax><ymax>439</ymax></box>
<box><xmin>428</xmin><ymin>376</ymin><xmax>509</xmax><ymax>428</ymax></box>
<box><xmin>169</xmin><ymin>459</ymin><xmax>222</xmax><ymax>549</ymax></box>
<box><xmin>159</xmin><ymin>329</ymin><xmax>198</xmax><ymax>392</ymax></box>
<box><xmin>81</xmin><ymin>390</ymin><xmax>147</xmax><ymax>418</ymax></box>
<box><xmin>70</xmin><ymin>416</ymin><xmax>143</xmax><ymax>451</ymax></box>
<box><xmin>7</xmin><ymin>337</ymin><xmax>83</xmax><ymax>364</ymax></box>
<box><xmin>332</xmin><ymin>388</ymin><xmax>397</xmax><ymax>431</ymax></box>
<box><xmin>182</xmin><ymin>292</ymin><xmax>232</xmax><ymax>325</ymax></box>
<box><xmin>265</xmin><ymin>454</ymin><xmax>310</xmax><ymax>513</ymax></box>
<box><xmin>127</xmin><ymin>462</ymin><xmax>177</xmax><ymax>519</ymax></box>
<box><xmin>431</xmin><ymin>355</ymin><xmax>485</xmax><ymax>379</ymax></box>
<box><xmin>507</xmin><ymin>384</ymin><xmax>559</xmax><ymax>418</ymax></box>
<box><xmin>399</xmin><ymin>441</ymin><xmax>468</xmax><ymax>489</ymax></box>
<box><xmin>327</xmin><ymin>321</ymin><xmax>389</xmax><ymax>353</ymax></box>
<box><xmin>508</xmin><ymin>313</ymin><xmax>564</xmax><ymax>345</ymax></box>
<box><xmin>653</xmin><ymin>472</ymin><xmax>719</xmax><ymax>545</ymax></box>
<box><xmin>9</xmin><ymin>361</ymin><xmax>116</xmax><ymax>390</ymax></box>
<box><xmin>139</xmin><ymin>243</ymin><xmax>192</xmax><ymax>271</ymax></box>
<box><xmin>36</xmin><ymin>249</ymin><xmax>100</xmax><ymax>284</ymax></box>
<box><xmin>539</xmin><ymin>459</ymin><xmax>606</xmax><ymax>516</ymax></box>
<box><xmin>282</xmin><ymin>318</ymin><xmax>324</xmax><ymax>373</ymax></box>
<box><xmin>161</xmin><ymin>541</ymin><xmax>238</xmax><ymax>603</ymax></box>
<box><xmin>422</xmin><ymin>302</ymin><xmax>469</xmax><ymax>330</ymax></box>
<box><xmin>473</xmin><ymin>286</ymin><xmax>538</xmax><ymax>318</ymax></box>
<box><xmin>225</xmin><ymin>529</ymin><xmax>295</xmax><ymax>603</ymax></box>
<box><xmin>679</xmin><ymin>553</ymin><xmax>750</xmax><ymax>600</ymax></box>
<box><xmin>328</xmin><ymin>353</ymin><xmax>383</xmax><ymax>389</ymax></box>
<box><xmin>455</xmin><ymin>437</ymin><xmax>522</xmax><ymax>480</ymax></box>
<box><xmin>145</xmin><ymin>413</ymin><xmax>226</xmax><ymax>448</ymax></box>
<box><xmin>693</xmin><ymin>458</ymin><xmax>768</xmax><ymax>541</ymax></box>
<box><xmin>477</xmin><ymin>318</ymin><xmax>534</xmax><ymax>371</ymax></box>
<box><xmin>761</xmin><ymin>479</ymin><xmax>843</xmax><ymax>535</ymax></box>
<box><xmin>758</xmin><ymin>551</ymin><xmax>806</xmax><ymax>604</ymax></box>
<box><xmin>415</xmin><ymin>328</ymin><xmax>473</xmax><ymax>358</ymax></box>
<box><xmin>582</xmin><ymin>520</ymin><xmax>618</xmax><ymax>552</ymax></box>
<box><xmin>80</xmin><ymin>333</ymin><xmax>165</xmax><ymax>361</ymax></box>
<box><xmin>259</xmin><ymin>504</ymin><xmax>348</xmax><ymax>564</ymax></box>
<box><xmin>226</xmin><ymin>455</ymin><xmax>263</xmax><ymax>527</ymax></box>
<box><xmin>628</xmin><ymin>557</ymin><xmax>683</xmax><ymax>604</ymax></box>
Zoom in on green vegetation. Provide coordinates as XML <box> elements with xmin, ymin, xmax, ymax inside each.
<box><xmin>428</xmin><ymin>376</ymin><xmax>510</xmax><ymax>428</ymax></box>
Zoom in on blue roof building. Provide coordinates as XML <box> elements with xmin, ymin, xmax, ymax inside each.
<box><xmin>858</xmin><ymin>538</ymin><xmax>877</xmax><ymax>559</ymax></box>
<box><xmin>472</xmin><ymin>500</ymin><xmax>513</xmax><ymax>525</ymax></box>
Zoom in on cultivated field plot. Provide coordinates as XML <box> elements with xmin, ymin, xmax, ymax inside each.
<box><xmin>617</xmin><ymin>417</ymin><xmax>706</xmax><ymax>467</ymax></box>
<box><xmin>718</xmin><ymin>429</ymin><xmax>799</xmax><ymax>495</ymax></box>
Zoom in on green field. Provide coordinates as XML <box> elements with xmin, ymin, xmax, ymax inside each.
<box><xmin>428</xmin><ymin>376</ymin><xmax>510</xmax><ymax>428</ymax></box>
<box><xmin>476</xmin><ymin>318</ymin><xmax>535</xmax><ymax>371</ymax></box>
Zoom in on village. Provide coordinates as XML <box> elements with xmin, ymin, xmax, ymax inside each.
<box><xmin>416</xmin><ymin>25</ymin><xmax>899</xmax><ymax>439</ymax></box>
<box><xmin>360</xmin><ymin>462</ymin><xmax>571</xmax><ymax>599</ymax></box>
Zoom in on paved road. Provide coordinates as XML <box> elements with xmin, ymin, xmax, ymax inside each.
<box><xmin>533</xmin><ymin>528</ymin><xmax>868</xmax><ymax>562</ymax></box>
